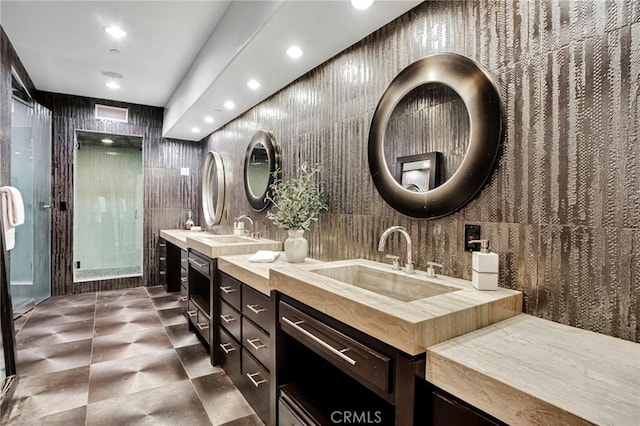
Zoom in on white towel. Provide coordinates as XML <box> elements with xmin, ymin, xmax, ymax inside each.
<box><xmin>1</xmin><ymin>186</ymin><xmax>25</xmax><ymax>226</ymax></box>
<box><xmin>248</xmin><ymin>250</ymin><xmax>280</xmax><ymax>263</ymax></box>
<box><xmin>1</xmin><ymin>186</ymin><xmax>25</xmax><ymax>251</ymax></box>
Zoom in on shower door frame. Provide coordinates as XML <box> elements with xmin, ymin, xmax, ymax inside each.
<box><xmin>72</xmin><ymin>129</ymin><xmax>144</xmax><ymax>283</ymax></box>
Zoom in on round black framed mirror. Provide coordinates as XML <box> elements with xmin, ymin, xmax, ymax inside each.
<box><xmin>244</xmin><ymin>130</ymin><xmax>280</xmax><ymax>211</ymax></box>
<box><xmin>202</xmin><ymin>151</ymin><xmax>225</xmax><ymax>227</ymax></box>
<box><xmin>368</xmin><ymin>53</ymin><xmax>503</xmax><ymax>219</ymax></box>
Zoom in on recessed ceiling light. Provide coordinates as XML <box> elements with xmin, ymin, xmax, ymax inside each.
<box><xmin>224</xmin><ymin>101</ymin><xmax>235</xmax><ymax>110</ymax></box>
<box><xmin>101</xmin><ymin>138</ymin><xmax>114</xmax><ymax>144</ymax></box>
<box><xmin>105</xmin><ymin>81</ymin><xmax>120</xmax><ymax>90</ymax></box>
<box><xmin>191</xmin><ymin>127</ymin><xmax>201</xmax><ymax>133</ymax></box>
<box><xmin>247</xmin><ymin>79</ymin><xmax>261</xmax><ymax>90</ymax></box>
<box><xmin>101</xmin><ymin>71</ymin><xmax>123</xmax><ymax>79</ymax></box>
<box><xmin>351</xmin><ymin>0</ymin><xmax>374</xmax><ymax>10</ymax></box>
<box><xmin>204</xmin><ymin>116</ymin><xmax>214</xmax><ymax>123</ymax></box>
<box><xmin>286</xmin><ymin>46</ymin><xmax>304</xmax><ymax>59</ymax></box>
<box><xmin>104</xmin><ymin>25</ymin><xmax>127</xmax><ymax>39</ymax></box>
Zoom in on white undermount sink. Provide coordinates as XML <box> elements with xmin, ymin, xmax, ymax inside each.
<box><xmin>309</xmin><ymin>264</ymin><xmax>459</xmax><ymax>302</ymax></box>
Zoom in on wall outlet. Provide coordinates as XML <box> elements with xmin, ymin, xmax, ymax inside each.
<box><xmin>464</xmin><ymin>224</ymin><xmax>481</xmax><ymax>251</ymax></box>
<box><xmin>180</xmin><ymin>167</ymin><xmax>190</xmax><ymax>176</ymax></box>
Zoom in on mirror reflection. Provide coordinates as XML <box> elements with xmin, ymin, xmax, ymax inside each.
<box><xmin>384</xmin><ymin>83</ymin><xmax>470</xmax><ymax>192</ymax></box>
<box><xmin>244</xmin><ymin>131</ymin><xmax>280</xmax><ymax>211</ymax></box>
<box><xmin>202</xmin><ymin>151</ymin><xmax>225</xmax><ymax>227</ymax></box>
<box><xmin>246</xmin><ymin>143</ymin><xmax>270</xmax><ymax>198</ymax></box>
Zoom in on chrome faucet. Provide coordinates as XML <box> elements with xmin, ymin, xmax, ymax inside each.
<box><xmin>378</xmin><ymin>226</ymin><xmax>414</xmax><ymax>274</ymax></box>
<box><xmin>234</xmin><ymin>215</ymin><xmax>255</xmax><ymax>237</ymax></box>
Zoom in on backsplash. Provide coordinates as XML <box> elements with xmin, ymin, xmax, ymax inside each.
<box><xmin>202</xmin><ymin>0</ymin><xmax>639</xmax><ymax>342</ymax></box>
<box><xmin>37</xmin><ymin>92</ymin><xmax>202</xmax><ymax>295</ymax></box>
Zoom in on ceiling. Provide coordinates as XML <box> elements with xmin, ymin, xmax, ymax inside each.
<box><xmin>1</xmin><ymin>0</ymin><xmax>421</xmax><ymax>142</ymax></box>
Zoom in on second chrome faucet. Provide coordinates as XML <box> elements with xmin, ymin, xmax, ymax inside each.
<box><xmin>378</xmin><ymin>225</ymin><xmax>414</xmax><ymax>274</ymax></box>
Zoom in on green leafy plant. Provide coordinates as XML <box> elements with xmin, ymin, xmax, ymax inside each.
<box><xmin>266</xmin><ymin>163</ymin><xmax>328</xmax><ymax>231</ymax></box>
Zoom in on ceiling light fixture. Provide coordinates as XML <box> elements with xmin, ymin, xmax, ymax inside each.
<box><xmin>247</xmin><ymin>79</ymin><xmax>261</xmax><ymax>90</ymax></box>
<box><xmin>101</xmin><ymin>138</ymin><xmax>114</xmax><ymax>144</ymax></box>
<box><xmin>286</xmin><ymin>46</ymin><xmax>304</xmax><ymax>59</ymax></box>
<box><xmin>101</xmin><ymin>71</ymin><xmax>123</xmax><ymax>79</ymax></box>
<box><xmin>224</xmin><ymin>100</ymin><xmax>235</xmax><ymax>110</ymax></box>
<box><xmin>204</xmin><ymin>116</ymin><xmax>214</xmax><ymax>123</ymax></box>
<box><xmin>191</xmin><ymin>127</ymin><xmax>201</xmax><ymax>133</ymax></box>
<box><xmin>105</xmin><ymin>81</ymin><xmax>120</xmax><ymax>90</ymax></box>
<box><xmin>104</xmin><ymin>25</ymin><xmax>127</xmax><ymax>39</ymax></box>
<box><xmin>351</xmin><ymin>0</ymin><xmax>374</xmax><ymax>10</ymax></box>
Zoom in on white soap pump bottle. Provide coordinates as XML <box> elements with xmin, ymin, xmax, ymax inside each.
<box><xmin>469</xmin><ymin>239</ymin><xmax>499</xmax><ymax>290</ymax></box>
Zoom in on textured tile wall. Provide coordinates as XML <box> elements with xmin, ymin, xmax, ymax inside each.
<box><xmin>37</xmin><ymin>92</ymin><xmax>202</xmax><ymax>296</ymax></box>
<box><xmin>202</xmin><ymin>0</ymin><xmax>639</xmax><ymax>342</ymax></box>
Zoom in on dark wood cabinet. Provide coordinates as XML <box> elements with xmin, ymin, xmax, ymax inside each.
<box><xmin>216</xmin><ymin>271</ymin><xmax>273</xmax><ymax>424</ymax></box>
<box><xmin>430</xmin><ymin>389</ymin><xmax>504</xmax><ymax>426</ymax></box>
<box><xmin>272</xmin><ymin>294</ymin><xmax>422</xmax><ymax>426</ymax></box>
<box><xmin>187</xmin><ymin>250</ymin><xmax>215</xmax><ymax>363</ymax></box>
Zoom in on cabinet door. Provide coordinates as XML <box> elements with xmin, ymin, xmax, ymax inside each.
<box><xmin>243</xmin><ymin>284</ymin><xmax>272</xmax><ymax>335</ymax></box>
<box><xmin>219</xmin><ymin>299</ymin><xmax>241</xmax><ymax>342</ymax></box>
<box><xmin>243</xmin><ymin>317</ymin><xmax>271</xmax><ymax>371</ymax></box>
<box><xmin>219</xmin><ymin>327</ymin><xmax>242</xmax><ymax>386</ymax></box>
<box><xmin>241</xmin><ymin>350</ymin><xmax>270</xmax><ymax>424</ymax></box>
<box><xmin>432</xmin><ymin>391</ymin><xmax>501</xmax><ymax>426</ymax></box>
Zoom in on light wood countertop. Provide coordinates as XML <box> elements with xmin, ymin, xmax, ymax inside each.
<box><xmin>218</xmin><ymin>254</ymin><xmax>326</xmax><ymax>296</ymax></box>
<box><xmin>269</xmin><ymin>258</ymin><xmax>523</xmax><ymax>355</ymax></box>
<box><xmin>426</xmin><ymin>314</ymin><xmax>640</xmax><ymax>426</ymax></box>
<box><xmin>159</xmin><ymin>229</ymin><xmax>205</xmax><ymax>250</ymax></box>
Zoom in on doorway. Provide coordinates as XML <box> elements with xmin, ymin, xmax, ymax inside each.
<box><xmin>73</xmin><ymin>131</ymin><xmax>143</xmax><ymax>282</ymax></box>
<box><xmin>9</xmin><ymin>75</ymin><xmax>52</xmax><ymax>314</ymax></box>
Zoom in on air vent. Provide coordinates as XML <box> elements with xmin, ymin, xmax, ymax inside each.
<box><xmin>95</xmin><ymin>104</ymin><xmax>128</xmax><ymax>123</ymax></box>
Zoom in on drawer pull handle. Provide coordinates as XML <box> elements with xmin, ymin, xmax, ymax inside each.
<box><xmin>159</xmin><ymin>243</ymin><xmax>166</xmax><ymax>247</ymax></box>
<box><xmin>220</xmin><ymin>314</ymin><xmax>236</xmax><ymax>323</ymax></box>
<box><xmin>220</xmin><ymin>286</ymin><xmax>237</xmax><ymax>294</ymax></box>
<box><xmin>159</xmin><ymin>271</ymin><xmax>166</xmax><ymax>276</ymax></box>
<box><xmin>159</xmin><ymin>257</ymin><xmax>166</xmax><ymax>261</ymax></box>
<box><xmin>246</xmin><ymin>372</ymin><xmax>266</xmax><ymax>387</ymax></box>
<box><xmin>281</xmin><ymin>316</ymin><xmax>357</xmax><ymax>366</ymax></box>
<box><xmin>179</xmin><ymin>296</ymin><xmax>187</xmax><ymax>302</ymax></box>
<box><xmin>189</xmin><ymin>259</ymin><xmax>208</xmax><ymax>268</ymax></box>
<box><xmin>187</xmin><ymin>310</ymin><xmax>197</xmax><ymax>318</ymax></box>
<box><xmin>197</xmin><ymin>322</ymin><xmax>209</xmax><ymax>331</ymax></box>
<box><xmin>246</xmin><ymin>304</ymin><xmax>266</xmax><ymax>315</ymax></box>
<box><xmin>246</xmin><ymin>338</ymin><xmax>266</xmax><ymax>351</ymax></box>
<box><xmin>180</xmin><ymin>277</ymin><xmax>187</xmax><ymax>283</ymax></box>
<box><xmin>219</xmin><ymin>343</ymin><xmax>236</xmax><ymax>354</ymax></box>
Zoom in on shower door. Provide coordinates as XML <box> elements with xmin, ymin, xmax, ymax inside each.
<box><xmin>73</xmin><ymin>131</ymin><xmax>143</xmax><ymax>282</ymax></box>
<box><xmin>9</xmin><ymin>97</ymin><xmax>52</xmax><ymax>313</ymax></box>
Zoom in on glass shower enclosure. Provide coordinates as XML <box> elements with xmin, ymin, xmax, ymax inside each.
<box><xmin>9</xmin><ymin>85</ymin><xmax>52</xmax><ymax>314</ymax></box>
<box><xmin>73</xmin><ymin>131</ymin><xmax>143</xmax><ymax>282</ymax></box>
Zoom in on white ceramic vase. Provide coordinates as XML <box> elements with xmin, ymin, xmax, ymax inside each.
<box><xmin>284</xmin><ymin>229</ymin><xmax>307</xmax><ymax>263</ymax></box>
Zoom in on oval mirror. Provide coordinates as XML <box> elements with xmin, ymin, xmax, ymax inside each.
<box><xmin>202</xmin><ymin>151</ymin><xmax>225</xmax><ymax>226</ymax></box>
<box><xmin>368</xmin><ymin>53</ymin><xmax>503</xmax><ymax>219</ymax></box>
<box><xmin>244</xmin><ymin>130</ymin><xmax>280</xmax><ymax>211</ymax></box>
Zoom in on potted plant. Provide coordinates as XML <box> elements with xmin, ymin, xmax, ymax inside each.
<box><xmin>266</xmin><ymin>162</ymin><xmax>328</xmax><ymax>262</ymax></box>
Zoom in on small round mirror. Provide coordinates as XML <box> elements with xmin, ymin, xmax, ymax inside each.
<box><xmin>244</xmin><ymin>130</ymin><xmax>280</xmax><ymax>211</ymax></box>
<box><xmin>202</xmin><ymin>151</ymin><xmax>225</xmax><ymax>226</ymax></box>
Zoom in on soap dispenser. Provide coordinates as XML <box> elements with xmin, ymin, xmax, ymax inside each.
<box><xmin>469</xmin><ymin>239</ymin><xmax>499</xmax><ymax>290</ymax></box>
<box><xmin>184</xmin><ymin>210</ymin><xmax>195</xmax><ymax>230</ymax></box>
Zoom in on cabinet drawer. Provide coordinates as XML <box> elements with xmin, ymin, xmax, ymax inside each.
<box><xmin>220</xmin><ymin>299</ymin><xmax>241</xmax><ymax>342</ymax></box>
<box><xmin>189</xmin><ymin>251</ymin><xmax>211</xmax><ymax>278</ymax></box>
<box><xmin>243</xmin><ymin>285</ymin><xmax>271</xmax><ymax>335</ymax></box>
<box><xmin>180</xmin><ymin>267</ymin><xmax>188</xmax><ymax>284</ymax></box>
<box><xmin>196</xmin><ymin>308</ymin><xmax>211</xmax><ymax>344</ymax></box>
<box><xmin>241</xmin><ymin>350</ymin><xmax>270</xmax><ymax>424</ymax></box>
<box><xmin>243</xmin><ymin>317</ymin><xmax>271</xmax><ymax>371</ymax></box>
<box><xmin>279</xmin><ymin>302</ymin><xmax>391</xmax><ymax>394</ymax></box>
<box><xmin>180</xmin><ymin>284</ymin><xmax>187</xmax><ymax>300</ymax></box>
<box><xmin>219</xmin><ymin>327</ymin><xmax>242</xmax><ymax>385</ymax></box>
<box><xmin>219</xmin><ymin>273</ymin><xmax>241</xmax><ymax>310</ymax></box>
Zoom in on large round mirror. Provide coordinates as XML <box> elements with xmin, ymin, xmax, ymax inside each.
<box><xmin>368</xmin><ymin>53</ymin><xmax>503</xmax><ymax>219</ymax></box>
<box><xmin>244</xmin><ymin>130</ymin><xmax>280</xmax><ymax>211</ymax></box>
<box><xmin>202</xmin><ymin>151</ymin><xmax>225</xmax><ymax>226</ymax></box>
